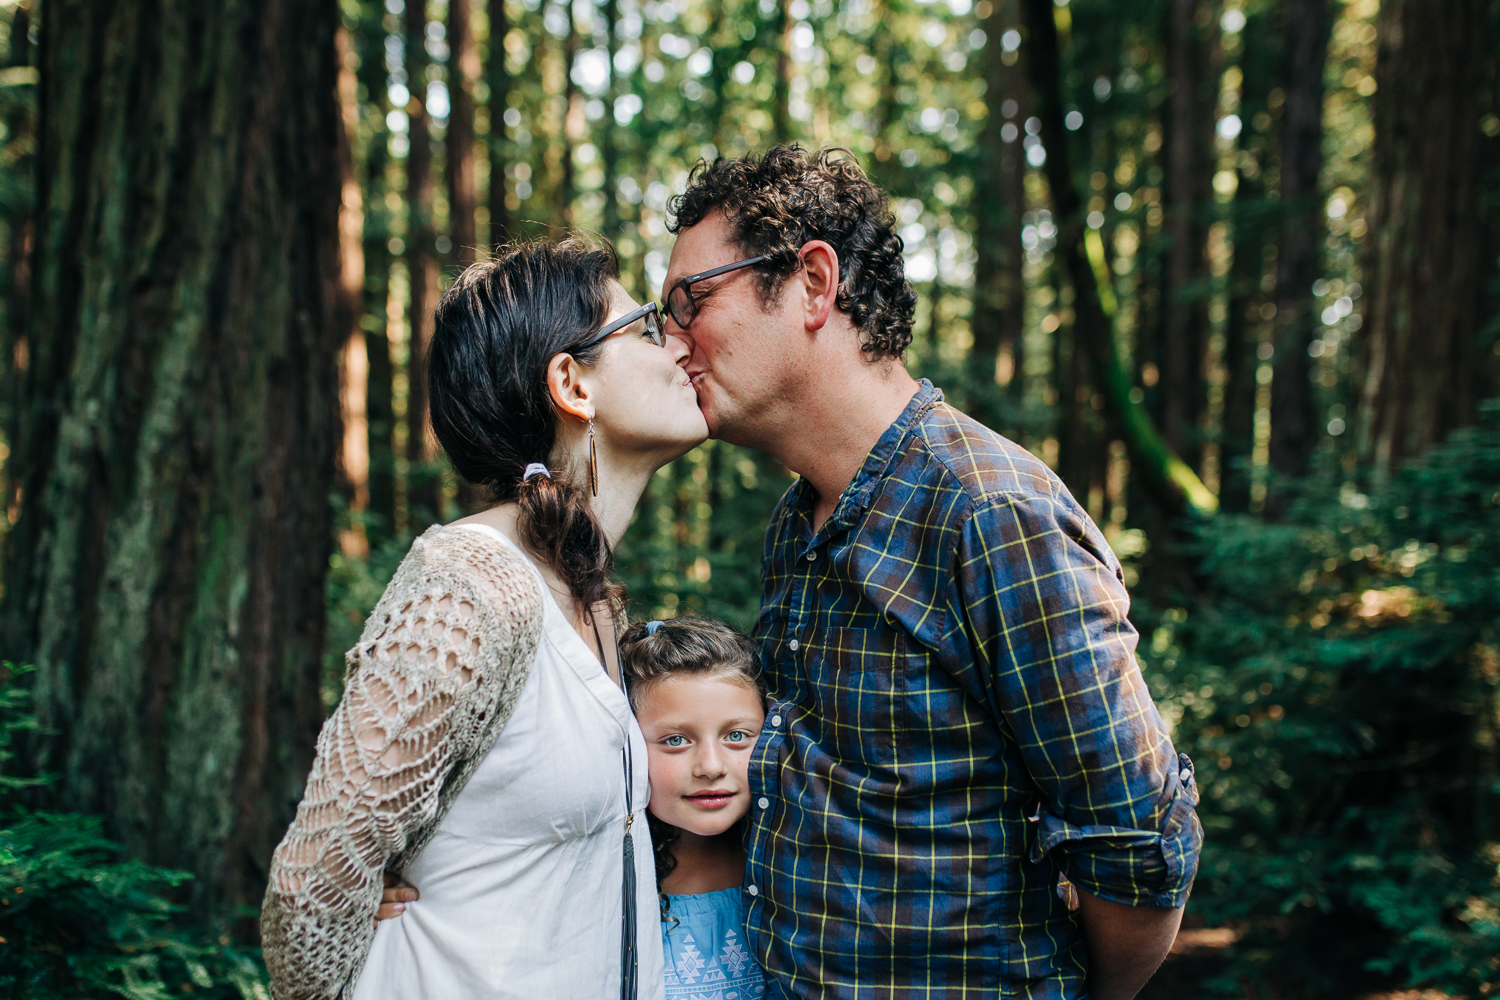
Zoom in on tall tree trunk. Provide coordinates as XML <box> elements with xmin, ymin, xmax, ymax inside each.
<box><xmin>556</xmin><ymin>0</ymin><xmax>578</xmax><ymax>229</ymax></box>
<box><xmin>1020</xmin><ymin>0</ymin><xmax>1217</xmax><ymax>517</ymax></box>
<box><xmin>1267</xmin><ymin>0</ymin><xmax>1330</xmax><ymax>485</ymax></box>
<box><xmin>447</xmin><ymin>0</ymin><xmax>478</xmax><ymax>268</ymax></box>
<box><xmin>355</xmin><ymin>5</ymin><xmax>397</xmax><ymax>528</ymax></box>
<box><xmin>1356</xmin><ymin>0</ymin><xmax>1489</xmax><ymax>472</ymax></box>
<box><xmin>1220</xmin><ymin>7</ymin><xmax>1277</xmax><ymax>512</ymax></box>
<box><xmin>772</xmin><ymin>0</ymin><xmax>792</xmax><ymax>144</ymax></box>
<box><xmin>486</xmin><ymin>0</ymin><xmax>511</xmax><ymax>244</ymax></box>
<box><xmin>971</xmin><ymin>0</ymin><xmax>1028</xmax><ymax>416</ymax></box>
<box><xmin>405</xmin><ymin>0</ymin><xmax>442</xmax><ymax>523</ymax></box>
<box><xmin>0</xmin><ymin>0</ymin><xmax>344</xmax><ymax>924</ymax></box>
<box><xmin>2</xmin><ymin>0</ymin><xmax>36</xmax><ymax>530</ymax></box>
<box><xmin>1162</xmin><ymin>0</ymin><xmax>1220</xmax><ymax>469</ymax></box>
<box><xmin>602</xmin><ymin>0</ymin><xmax>621</xmax><ymax>238</ymax></box>
<box><xmin>336</xmin><ymin>28</ymin><xmax>369</xmax><ymax>545</ymax></box>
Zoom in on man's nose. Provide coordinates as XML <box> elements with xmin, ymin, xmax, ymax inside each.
<box><xmin>666</xmin><ymin>329</ymin><xmax>693</xmax><ymax>365</ymax></box>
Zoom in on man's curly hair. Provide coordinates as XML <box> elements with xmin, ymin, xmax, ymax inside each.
<box><xmin>667</xmin><ymin>145</ymin><xmax>917</xmax><ymax>361</ymax></box>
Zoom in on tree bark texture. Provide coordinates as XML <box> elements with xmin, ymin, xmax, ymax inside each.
<box><xmin>1220</xmin><ymin>7</ymin><xmax>1278</xmax><ymax>511</ymax></box>
<box><xmin>1020</xmin><ymin>0</ymin><xmax>1217</xmax><ymax>517</ymax></box>
<box><xmin>1268</xmin><ymin>0</ymin><xmax>1329</xmax><ymax>482</ymax></box>
<box><xmin>447</xmin><ymin>0</ymin><xmax>478</xmax><ymax>268</ymax></box>
<box><xmin>971</xmin><ymin>0</ymin><xmax>1028</xmax><ymax>410</ymax></box>
<box><xmin>1356</xmin><ymin>0</ymin><xmax>1490</xmax><ymax>472</ymax></box>
<box><xmin>2</xmin><ymin>1</ymin><xmax>36</xmax><ymax>527</ymax></box>
<box><xmin>1161</xmin><ymin>0</ymin><xmax>1220</xmax><ymax>469</ymax></box>
<box><xmin>1</xmin><ymin>0</ymin><xmax>344</xmax><ymax>923</ymax></box>
<box><xmin>486</xmin><ymin>0</ymin><xmax>512</xmax><ymax>243</ymax></box>
<box><xmin>556</xmin><ymin>0</ymin><xmax>579</xmax><ymax>230</ymax></box>
<box><xmin>405</xmin><ymin>0</ymin><xmax>442</xmax><ymax>522</ymax></box>
<box><xmin>773</xmin><ymin>0</ymin><xmax>792</xmax><ymax>144</ymax></box>
<box><xmin>601</xmin><ymin>0</ymin><xmax>622</xmax><ymax>239</ymax></box>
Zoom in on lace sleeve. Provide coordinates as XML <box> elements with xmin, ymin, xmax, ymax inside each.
<box><xmin>260</xmin><ymin>529</ymin><xmax>543</xmax><ymax>1000</ymax></box>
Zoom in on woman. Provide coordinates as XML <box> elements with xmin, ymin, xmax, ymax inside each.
<box><xmin>260</xmin><ymin>239</ymin><xmax>707</xmax><ymax>1000</ymax></box>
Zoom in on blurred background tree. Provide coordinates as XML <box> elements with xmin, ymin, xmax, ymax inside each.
<box><xmin>0</xmin><ymin>0</ymin><xmax>1496</xmax><ymax>995</ymax></box>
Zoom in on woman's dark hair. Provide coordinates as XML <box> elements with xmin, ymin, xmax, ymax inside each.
<box><xmin>619</xmin><ymin>616</ymin><xmax>763</xmax><ymax>910</ymax></box>
<box><xmin>667</xmin><ymin>144</ymin><xmax>917</xmax><ymax>361</ymax></box>
<box><xmin>427</xmin><ymin>238</ymin><xmax>623</xmax><ymax>611</ymax></box>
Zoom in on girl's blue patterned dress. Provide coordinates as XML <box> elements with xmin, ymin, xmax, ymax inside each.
<box><xmin>661</xmin><ymin>888</ymin><xmax>767</xmax><ymax>1000</ymax></box>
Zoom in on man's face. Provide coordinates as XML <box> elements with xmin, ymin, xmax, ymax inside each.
<box><xmin>662</xmin><ymin>212</ymin><xmax>800</xmax><ymax>443</ymax></box>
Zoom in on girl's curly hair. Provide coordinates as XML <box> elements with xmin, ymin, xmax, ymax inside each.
<box><xmin>667</xmin><ymin>145</ymin><xmax>918</xmax><ymax>361</ymax></box>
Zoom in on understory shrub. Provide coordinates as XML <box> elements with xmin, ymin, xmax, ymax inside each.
<box><xmin>1144</xmin><ymin>409</ymin><xmax>1500</xmax><ymax>997</ymax></box>
<box><xmin>0</xmin><ymin>666</ymin><xmax>268</xmax><ymax>999</ymax></box>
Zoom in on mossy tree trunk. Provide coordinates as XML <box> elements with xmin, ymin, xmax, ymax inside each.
<box><xmin>0</xmin><ymin>0</ymin><xmax>346</xmax><ymax>926</ymax></box>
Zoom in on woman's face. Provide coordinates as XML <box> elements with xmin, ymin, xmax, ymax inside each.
<box><xmin>585</xmin><ymin>281</ymin><xmax>708</xmax><ymax>466</ymax></box>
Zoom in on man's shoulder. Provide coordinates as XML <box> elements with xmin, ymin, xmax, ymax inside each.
<box><xmin>903</xmin><ymin>401</ymin><xmax>1061</xmax><ymax>507</ymax></box>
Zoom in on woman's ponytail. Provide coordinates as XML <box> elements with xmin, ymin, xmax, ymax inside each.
<box><xmin>427</xmin><ymin>238</ymin><xmax>625</xmax><ymax>614</ymax></box>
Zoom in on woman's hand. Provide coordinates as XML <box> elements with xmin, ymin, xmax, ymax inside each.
<box><xmin>375</xmin><ymin>871</ymin><xmax>419</xmax><ymax>924</ymax></box>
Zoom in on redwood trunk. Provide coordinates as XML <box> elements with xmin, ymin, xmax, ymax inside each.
<box><xmin>447</xmin><ymin>0</ymin><xmax>478</xmax><ymax>267</ymax></box>
<box><xmin>971</xmin><ymin>0</ymin><xmax>1028</xmax><ymax>416</ymax></box>
<box><xmin>486</xmin><ymin>0</ymin><xmax>511</xmax><ymax>242</ymax></box>
<box><xmin>1356</xmin><ymin>0</ymin><xmax>1489</xmax><ymax>471</ymax></box>
<box><xmin>1267</xmin><ymin>0</ymin><xmax>1330</xmax><ymax>484</ymax></box>
<box><xmin>1162</xmin><ymin>0</ymin><xmax>1220</xmax><ymax>469</ymax></box>
<box><xmin>1</xmin><ymin>0</ymin><xmax>344</xmax><ymax>924</ymax></box>
<box><xmin>406</xmin><ymin>0</ymin><xmax>442</xmax><ymax>523</ymax></box>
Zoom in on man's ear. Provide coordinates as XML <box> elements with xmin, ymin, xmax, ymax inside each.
<box><xmin>799</xmin><ymin>240</ymin><xmax>840</xmax><ymax>332</ymax></box>
<box><xmin>546</xmin><ymin>352</ymin><xmax>595</xmax><ymax>422</ymax></box>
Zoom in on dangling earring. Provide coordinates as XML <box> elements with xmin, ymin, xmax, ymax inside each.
<box><xmin>588</xmin><ymin>418</ymin><xmax>599</xmax><ymax>497</ymax></box>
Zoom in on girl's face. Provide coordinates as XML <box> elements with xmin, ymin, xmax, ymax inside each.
<box><xmin>636</xmin><ymin>672</ymin><xmax>765</xmax><ymax>838</ymax></box>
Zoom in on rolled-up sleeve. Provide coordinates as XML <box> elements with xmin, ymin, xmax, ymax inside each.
<box><xmin>956</xmin><ymin>489</ymin><xmax>1203</xmax><ymax>908</ymax></box>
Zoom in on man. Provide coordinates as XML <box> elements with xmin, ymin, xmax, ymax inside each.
<box><xmin>661</xmin><ymin>146</ymin><xmax>1202</xmax><ymax>1000</ymax></box>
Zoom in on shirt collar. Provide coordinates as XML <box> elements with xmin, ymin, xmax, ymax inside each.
<box><xmin>788</xmin><ymin>379</ymin><xmax>944</xmax><ymax>544</ymax></box>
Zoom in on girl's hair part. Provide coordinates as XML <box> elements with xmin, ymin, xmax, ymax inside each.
<box><xmin>427</xmin><ymin>237</ymin><xmax>624</xmax><ymax>612</ymax></box>
<box><xmin>618</xmin><ymin>616</ymin><xmax>763</xmax><ymax>901</ymax></box>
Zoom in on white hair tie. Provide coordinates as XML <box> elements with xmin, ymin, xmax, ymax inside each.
<box><xmin>522</xmin><ymin>463</ymin><xmax>551</xmax><ymax>481</ymax></box>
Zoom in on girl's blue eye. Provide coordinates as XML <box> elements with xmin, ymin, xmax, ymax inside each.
<box><xmin>663</xmin><ymin>735</ymin><xmax>687</xmax><ymax>748</ymax></box>
<box><xmin>726</xmin><ymin>730</ymin><xmax>749</xmax><ymax>743</ymax></box>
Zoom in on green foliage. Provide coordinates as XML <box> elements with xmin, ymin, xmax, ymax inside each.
<box><xmin>1144</xmin><ymin>412</ymin><xmax>1500</xmax><ymax>997</ymax></box>
<box><xmin>0</xmin><ymin>665</ymin><xmax>269</xmax><ymax>1000</ymax></box>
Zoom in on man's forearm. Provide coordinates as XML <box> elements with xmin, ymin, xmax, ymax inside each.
<box><xmin>1075</xmin><ymin>889</ymin><xmax>1183</xmax><ymax>1000</ymax></box>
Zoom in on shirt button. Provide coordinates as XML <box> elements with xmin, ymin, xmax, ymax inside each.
<box><xmin>747</xmin><ymin>884</ymin><xmax>759</xmax><ymax>897</ymax></box>
<box><xmin>771</xmin><ymin>714</ymin><xmax>782</xmax><ymax>727</ymax></box>
<box><xmin>1180</xmin><ymin>769</ymin><xmax>1192</xmax><ymax>782</ymax></box>
<box><xmin>788</xmin><ymin>639</ymin><xmax>800</xmax><ymax>652</ymax></box>
<box><xmin>758</xmin><ymin>796</ymin><xmax>770</xmax><ymax>809</ymax></box>
<box><xmin>805</xmin><ymin>550</ymin><xmax>817</xmax><ymax>561</ymax></box>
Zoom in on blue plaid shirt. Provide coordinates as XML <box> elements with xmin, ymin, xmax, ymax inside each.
<box><xmin>743</xmin><ymin>381</ymin><xmax>1201</xmax><ymax>999</ymax></box>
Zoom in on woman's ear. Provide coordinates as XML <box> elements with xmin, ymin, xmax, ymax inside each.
<box><xmin>798</xmin><ymin>240</ymin><xmax>840</xmax><ymax>332</ymax></box>
<box><xmin>546</xmin><ymin>352</ymin><xmax>596</xmax><ymax>422</ymax></box>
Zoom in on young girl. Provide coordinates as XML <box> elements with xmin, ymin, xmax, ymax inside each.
<box><xmin>618</xmin><ymin>617</ymin><xmax>770</xmax><ymax>1000</ymax></box>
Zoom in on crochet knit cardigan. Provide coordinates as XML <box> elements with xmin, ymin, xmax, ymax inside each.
<box><xmin>261</xmin><ymin>524</ymin><xmax>545</xmax><ymax>1000</ymax></box>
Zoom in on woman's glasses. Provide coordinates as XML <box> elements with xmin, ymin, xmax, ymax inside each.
<box><xmin>665</xmin><ymin>254</ymin><xmax>771</xmax><ymax>331</ymax></box>
<box><xmin>576</xmin><ymin>300</ymin><xmax>666</xmax><ymax>351</ymax></box>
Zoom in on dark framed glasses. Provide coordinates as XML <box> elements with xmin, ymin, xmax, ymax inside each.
<box><xmin>665</xmin><ymin>254</ymin><xmax>771</xmax><ymax>330</ymax></box>
<box><xmin>575</xmin><ymin>300</ymin><xmax>666</xmax><ymax>351</ymax></box>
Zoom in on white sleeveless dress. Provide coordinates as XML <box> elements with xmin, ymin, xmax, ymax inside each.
<box><xmin>353</xmin><ymin>524</ymin><xmax>664</xmax><ymax>1000</ymax></box>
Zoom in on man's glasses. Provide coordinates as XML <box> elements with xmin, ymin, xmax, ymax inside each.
<box><xmin>575</xmin><ymin>300</ymin><xmax>666</xmax><ymax>351</ymax></box>
<box><xmin>665</xmin><ymin>254</ymin><xmax>771</xmax><ymax>331</ymax></box>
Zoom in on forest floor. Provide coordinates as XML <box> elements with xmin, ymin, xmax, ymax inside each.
<box><xmin>1138</xmin><ymin>928</ymin><xmax>1455</xmax><ymax>1000</ymax></box>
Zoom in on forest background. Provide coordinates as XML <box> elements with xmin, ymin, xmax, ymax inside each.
<box><xmin>0</xmin><ymin>0</ymin><xmax>1496</xmax><ymax>996</ymax></box>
